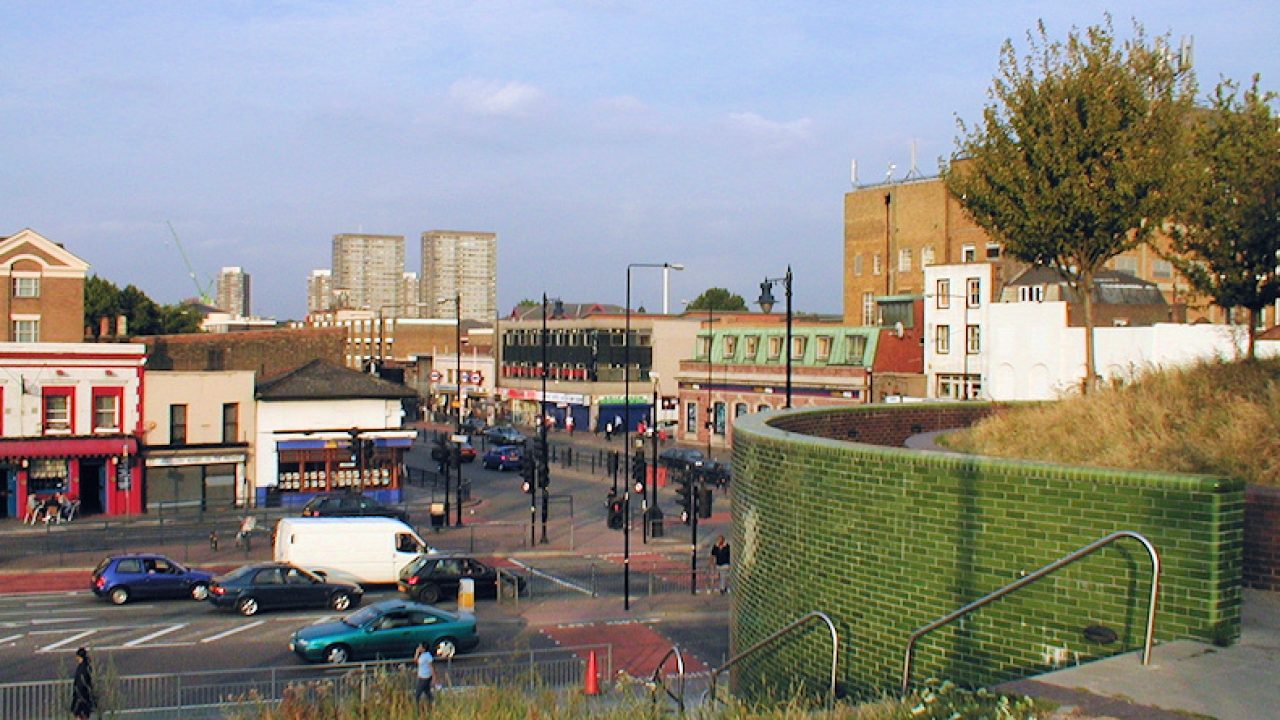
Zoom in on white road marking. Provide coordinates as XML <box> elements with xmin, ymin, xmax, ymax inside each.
<box><xmin>506</xmin><ymin>559</ymin><xmax>593</xmax><ymax>596</ymax></box>
<box><xmin>0</xmin><ymin>633</ymin><xmax>23</xmax><ymax>644</ymax></box>
<box><xmin>40</xmin><ymin>629</ymin><xmax>96</xmax><ymax>652</ymax></box>
<box><xmin>200</xmin><ymin>620</ymin><xmax>264</xmax><ymax>643</ymax></box>
<box><xmin>123</xmin><ymin>623</ymin><xmax>187</xmax><ymax>647</ymax></box>
<box><xmin>30</xmin><ymin>617</ymin><xmax>92</xmax><ymax>625</ymax></box>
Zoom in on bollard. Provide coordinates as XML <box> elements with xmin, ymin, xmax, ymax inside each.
<box><xmin>209</xmin><ymin>531</ymin><xmax>219</xmax><ymax>552</ymax></box>
<box><xmin>458</xmin><ymin>578</ymin><xmax>475</xmax><ymax>613</ymax></box>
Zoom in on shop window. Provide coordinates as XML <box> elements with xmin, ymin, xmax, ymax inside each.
<box><xmin>28</xmin><ymin>458</ymin><xmax>68</xmax><ymax>494</ymax></box>
<box><xmin>223</xmin><ymin>403</ymin><xmax>240</xmax><ymax>443</ymax></box>
<box><xmin>170</xmin><ymin>404</ymin><xmax>188</xmax><ymax>445</ymax></box>
<box><xmin>92</xmin><ymin>388</ymin><xmax>123</xmax><ymax>432</ymax></box>
<box><xmin>42</xmin><ymin>387</ymin><xmax>73</xmax><ymax>434</ymax></box>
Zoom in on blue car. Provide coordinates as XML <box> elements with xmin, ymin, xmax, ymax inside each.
<box><xmin>482</xmin><ymin>444</ymin><xmax>525</xmax><ymax>471</ymax></box>
<box><xmin>92</xmin><ymin>554</ymin><xmax>215</xmax><ymax>605</ymax></box>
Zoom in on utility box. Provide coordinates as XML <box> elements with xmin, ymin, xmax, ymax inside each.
<box><xmin>429</xmin><ymin>502</ymin><xmax>447</xmax><ymax>529</ymax></box>
<box><xmin>648</xmin><ymin>506</ymin><xmax>665</xmax><ymax>538</ymax></box>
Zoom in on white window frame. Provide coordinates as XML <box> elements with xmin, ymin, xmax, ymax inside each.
<box><xmin>966</xmin><ymin>278</ymin><xmax>982</xmax><ymax>308</ymax></box>
<box><xmin>898</xmin><ymin>248</ymin><xmax>912</xmax><ymax>273</ymax></box>
<box><xmin>12</xmin><ymin>318</ymin><xmax>39</xmax><ymax>343</ymax></box>
<box><xmin>936</xmin><ymin>325</ymin><xmax>950</xmax><ymax>354</ymax></box>
<box><xmin>966</xmin><ymin>325</ymin><xmax>981</xmax><ymax>354</ymax></box>
<box><xmin>936</xmin><ymin>280</ymin><xmax>951</xmax><ymax>309</ymax></box>
<box><xmin>13</xmin><ymin>276</ymin><xmax>40</xmax><ymax>298</ymax></box>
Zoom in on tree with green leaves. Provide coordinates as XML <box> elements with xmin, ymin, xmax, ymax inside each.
<box><xmin>1166</xmin><ymin>75</ymin><xmax>1280</xmax><ymax>358</ymax></box>
<box><xmin>686</xmin><ymin>287</ymin><xmax>747</xmax><ymax>312</ymax></box>
<box><xmin>944</xmin><ymin>18</ymin><xmax>1195</xmax><ymax>392</ymax></box>
<box><xmin>84</xmin><ymin>274</ymin><xmax>204</xmax><ymax>337</ymax></box>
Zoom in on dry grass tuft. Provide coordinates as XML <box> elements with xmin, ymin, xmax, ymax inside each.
<box><xmin>948</xmin><ymin>358</ymin><xmax>1280</xmax><ymax>485</ymax></box>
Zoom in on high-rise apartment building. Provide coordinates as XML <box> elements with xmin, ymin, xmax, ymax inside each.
<box><xmin>216</xmin><ymin>266</ymin><xmax>251</xmax><ymax>317</ymax></box>
<box><xmin>331</xmin><ymin>233</ymin><xmax>405</xmax><ymax>312</ymax></box>
<box><xmin>400</xmin><ymin>272</ymin><xmax>420</xmax><ymax>317</ymax></box>
<box><xmin>307</xmin><ymin>269</ymin><xmax>333</xmax><ymax>315</ymax></box>
<box><xmin>420</xmin><ymin>230</ymin><xmax>496</xmax><ymax>322</ymax></box>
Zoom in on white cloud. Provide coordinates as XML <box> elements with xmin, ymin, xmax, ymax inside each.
<box><xmin>448</xmin><ymin>78</ymin><xmax>546</xmax><ymax>117</ymax></box>
<box><xmin>725</xmin><ymin>112</ymin><xmax>813</xmax><ymax>150</ymax></box>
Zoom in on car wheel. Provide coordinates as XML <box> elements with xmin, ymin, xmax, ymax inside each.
<box><xmin>237</xmin><ymin>597</ymin><xmax>260</xmax><ymax>616</ymax></box>
<box><xmin>190</xmin><ymin>583</ymin><xmax>210</xmax><ymax>601</ymax></box>
<box><xmin>417</xmin><ymin>584</ymin><xmax>440</xmax><ymax>605</ymax></box>
<box><xmin>433</xmin><ymin>637</ymin><xmax>458</xmax><ymax>659</ymax></box>
<box><xmin>325</xmin><ymin>644</ymin><xmax>351</xmax><ymax>664</ymax></box>
<box><xmin>109</xmin><ymin>586</ymin><xmax>130</xmax><ymax>605</ymax></box>
<box><xmin>330</xmin><ymin>592</ymin><xmax>352</xmax><ymax>611</ymax></box>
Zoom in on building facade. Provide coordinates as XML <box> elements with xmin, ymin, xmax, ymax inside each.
<box><xmin>0</xmin><ymin>229</ymin><xmax>89</xmax><ymax>343</ymax></box>
<box><xmin>420</xmin><ymin>230</ymin><xmax>497</xmax><ymax>322</ymax></box>
<box><xmin>331</xmin><ymin>233</ymin><xmax>405</xmax><ymax>312</ymax></box>
<box><xmin>215</xmin><ymin>266</ymin><xmax>251</xmax><ymax>317</ymax></box>
<box><xmin>307</xmin><ymin>269</ymin><xmax>333</xmax><ymax>314</ymax></box>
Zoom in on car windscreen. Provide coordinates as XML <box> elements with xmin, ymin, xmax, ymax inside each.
<box><xmin>343</xmin><ymin>605</ymin><xmax>382</xmax><ymax>627</ymax></box>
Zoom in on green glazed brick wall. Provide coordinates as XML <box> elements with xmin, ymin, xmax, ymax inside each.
<box><xmin>729</xmin><ymin>404</ymin><xmax>1243</xmax><ymax>698</ymax></box>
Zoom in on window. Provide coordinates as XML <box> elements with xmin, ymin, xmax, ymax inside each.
<box><xmin>42</xmin><ymin>388</ymin><xmax>73</xmax><ymax>434</ymax></box>
<box><xmin>222</xmin><ymin>403</ymin><xmax>239</xmax><ymax>443</ymax></box>
<box><xmin>791</xmin><ymin>336</ymin><xmax>806</xmax><ymax>359</ymax></box>
<box><xmin>936</xmin><ymin>325</ymin><xmax>951</xmax><ymax>354</ymax></box>
<box><xmin>734</xmin><ymin>403</ymin><xmax>748</xmax><ymax>418</ymax></box>
<box><xmin>862</xmin><ymin>292</ymin><xmax>875</xmax><ymax>326</ymax></box>
<box><xmin>1114</xmin><ymin>256</ymin><xmax>1138</xmax><ymax>275</ymax></box>
<box><xmin>962</xmin><ymin>244</ymin><xmax>976</xmax><ymax>263</ymax></box>
<box><xmin>816</xmin><ymin>336</ymin><xmax>832</xmax><ymax>361</ymax></box>
<box><xmin>967</xmin><ymin>325</ymin><xmax>981</xmax><ymax>354</ymax></box>
<box><xmin>935</xmin><ymin>280</ymin><xmax>951</xmax><ymax>308</ymax></box>
<box><xmin>744</xmin><ymin>335</ymin><xmax>759</xmax><ymax>359</ymax></box>
<box><xmin>92</xmin><ymin>388</ymin><xmax>122</xmax><ymax>432</ymax></box>
<box><xmin>685</xmin><ymin>402</ymin><xmax>698</xmax><ymax>434</ymax></box>
<box><xmin>898</xmin><ymin>248</ymin><xmax>912</xmax><ymax>272</ymax></box>
<box><xmin>13</xmin><ymin>276</ymin><xmax>39</xmax><ymax>298</ymax></box>
<box><xmin>985</xmin><ymin>243</ymin><xmax>1002</xmax><ymax>260</ymax></box>
<box><xmin>170</xmin><ymin>404</ymin><xmax>188</xmax><ymax>445</ymax></box>
<box><xmin>757</xmin><ymin>404</ymin><xmax>771</xmax><ymax>412</ymax></box>
<box><xmin>767</xmin><ymin>336</ymin><xmax>782</xmax><ymax>361</ymax></box>
<box><xmin>853</xmin><ymin>254</ymin><xmax>864</xmax><ymax>276</ymax></box>
<box><xmin>698</xmin><ymin>336</ymin><xmax>712</xmax><ymax>360</ymax></box>
<box><xmin>13</xmin><ymin>319</ymin><xmax>39</xmax><ymax>342</ymax></box>
<box><xmin>872</xmin><ymin>253</ymin><xmax>882</xmax><ymax>275</ymax></box>
<box><xmin>966</xmin><ymin>278</ymin><xmax>981</xmax><ymax>307</ymax></box>
<box><xmin>1018</xmin><ymin>286</ymin><xmax>1044</xmax><ymax>302</ymax></box>
<box><xmin>846</xmin><ymin>335</ymin><xmax>868</xmax><ymax>363</ymax></box>
<box><xmin>1153</xmin><ymin>260</ymin><xmax>1173</xmax><ymax>279</ymax></box>
<box><xmin>921</xmin><ymin>246</ymin><xmax>936</xmax><ymax>267</ymax></box>
<box><xmin>722</xmin><ymin>336</ymin><xmax>737</xmax><ymax>358</ymax></box>
<box><xmin>713</xmin><ymin>402</ymin><xmax>727</xmax><ymax>435</ymax></box>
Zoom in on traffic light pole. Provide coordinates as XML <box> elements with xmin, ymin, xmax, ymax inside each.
<box><xmin>540</xmin><ymin>293</ymin><xmax>551</xmax><ymax>545</ymax></box>
<box><xmin>690</xmin><ymin>474</ymin><xmax>700</xmax><ymax>595</ymax></box>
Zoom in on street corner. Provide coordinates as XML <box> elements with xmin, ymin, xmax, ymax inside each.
<box><xmin>538</xmin><ymin>618</ymin><xmax>710</xmax><ymax>678</ymax></box>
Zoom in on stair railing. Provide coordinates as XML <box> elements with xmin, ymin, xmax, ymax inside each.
<box><xmin>901</xmin><ymin>530</ymin><xmax>1160</xmax><ymax>695</ymax></box>
<box><xmin>704</xmin><ymin>611</ymin><xmax>839</xmax><ymax>707</ymax></box>
<box><xmin>647</xmin><ymin>644</ymin><xmax>686</xmax><ymax>714</ymax></box>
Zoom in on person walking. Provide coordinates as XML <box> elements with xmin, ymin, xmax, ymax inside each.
<box><xmin>413</xmin><ymin>643</ymin><xmax>434</xmax><ymax>707</ymax></box>
<box><xmin>565</xmin><ymin>415</ymin><xmax>575</xmax><ymax>436</ymax></box>
<box><xmin>70</xmin><ymin>647</ymin><xmax>95</xmax><ymax>719</ymax></box>
<box><xmin>24</xmin><ymin>493</ymin><xmax>40</xmax><ymax>524</ymax></box>
<box><xmin>604</xmin><ymin>420</ymin><xmax>613</xmax><ymax>442</ymax></box>
<box><xmin>710</xmin><ymin>535</ymin><xmax>731</xmax><ymax>594</ymax></box>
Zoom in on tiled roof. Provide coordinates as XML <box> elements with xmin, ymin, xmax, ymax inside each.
<box><xmin>256</xmin><ymin>359</ymin><xmax>416</xmax><ymax>401</ymax></box>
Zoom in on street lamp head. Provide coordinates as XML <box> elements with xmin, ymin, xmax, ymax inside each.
<box><xmin>666</xmin><ymin>263</ymin><xmax>685</xmax><ymax>271</ymax></box>
<box><xmin>757</xmin><ymin>280</ymin><xmax>777</xmax><ymax>314</ymax></box>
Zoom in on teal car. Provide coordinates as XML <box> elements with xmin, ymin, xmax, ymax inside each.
<box><xmin>289</xmin><ymin>599</ymin><xmax>479</xmax><ymax>664</ymax></box>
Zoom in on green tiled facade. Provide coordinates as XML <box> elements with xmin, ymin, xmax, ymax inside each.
<box><xmin>729</xmin><ymin>404</ymin><xmax>1243</xmax><ymax>698</ymax></box>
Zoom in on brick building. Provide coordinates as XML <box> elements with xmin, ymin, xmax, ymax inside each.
<box><xmin>0</xmin><ymin>228</ymin><xmax>88</xmax><ymax>343</ymax></box>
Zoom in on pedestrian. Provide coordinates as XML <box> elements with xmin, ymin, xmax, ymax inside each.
<box><xmin>24</xmin><ymin>493</ymin><xmax>39</xmax><ymax>524</ymax></box>
<box><xmin>414</xmin><ymin>643</ymin><xmax>434</xmax><ymax>706</ymax></box>
<box><xmin>565</xmin><ymin>415</ymin><xmax>575</xmax><ymax>436</ymax></box>
<box><xmin>236</xmin><ymin>515</ymin><xmax>257</xmax><ymax>550</ymax></box>
<box><xmin>710</xmin><ymin>535</ymin><xmax>731</xmax><ymax>594</ymax></box>
<box><xmin>604</xmin><ymin>420</ymin><xmax>613</xmax><ymax>442</ymax></box>
<box><xmin>70</xmin><ymin>647</ymin><xmax>95</xmax><ymax>720</ymax></box>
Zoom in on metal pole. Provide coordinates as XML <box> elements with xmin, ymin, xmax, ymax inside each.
<box><xmin>540</xmin><ymin>293</ymin><xmax>550</xmax><ymax>544</ymax></box>
<box><xmin>785</xmin><ymin>266</ymin><xmax>793</xmax><ymax>409</ymax></box>
<box><xmin>706</xmin><ymin>306</ymin><xmax>714</xmax><ymax>459</ymax></box>
<box><xmin>651</xmin><ymin>381</ymin><xmax>659</xmax><ymax>526</ymax></box>
<box><xmin>455</xmin><ymin>293</ymin><xmax>463</xmax><ymax>526</ymax></box>
<box><xmin>690</xmin><ymin>471</ymin><xmax>698</xmax><ymax>595</ymax></box>
<box><xmin>624</xmin><ymin>267</ymin><xmax>632</xmax><ymax>610</ymax></box>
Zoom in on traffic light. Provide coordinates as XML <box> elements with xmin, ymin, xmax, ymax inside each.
<box><xmin>533</xmin><ymin>437</ymin><xmax>550</xmax><ymax>489</ymax></box>
<box><xmin>631</xmin><ymin>451</ymin><xmax>646</xmax><ymax>495</ymax></box>
<box><xmin>430</xmin><ymin>434</ymin><xmax>449</xmax><ymax>463</ymax></box>
<box><xmin>520</xmin><ymin>458</ymin><xmax>535</xmax><ymax>493</ymax></box>
<box><xmin>698</xmin><ymin>483</ymin><xmax>714</xmax><ymax>519</ymax></box>
<box><xmin>675</xmin><ymin>472</ymin><xmax>693</xmax><ymax>524</ymax></box>
<box><xmin>362</xmin><ymin>439</ymin><xmax>376</xmax><ymax>467</ymax></box>
<box><xmin>348</xmin><ymin>428</ymin><xmax>362</xmax><ymax>464</ymax></box>
<box><xmin>606</xmin><ymin>492</ymin><xmax>624</xmax><ymax>530</ymax></box>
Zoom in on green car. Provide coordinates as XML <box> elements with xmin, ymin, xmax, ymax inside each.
<box><xmin>289</xmin><ymin>599</ymin><xmax>479</xmax><ymax>664</ymax></box>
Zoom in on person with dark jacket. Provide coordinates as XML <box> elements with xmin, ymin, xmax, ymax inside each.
<box><xmin>71</xmin><ymin>647</ymin><xmax>95</xmax><ymax>719</ymax></box>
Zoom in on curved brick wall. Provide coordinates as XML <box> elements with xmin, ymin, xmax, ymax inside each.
<box><xmin>729</xmin><ymin>403</ymin><xmax>1242</xmax><ymax>697</ymax></box>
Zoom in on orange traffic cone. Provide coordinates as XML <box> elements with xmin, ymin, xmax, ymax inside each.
<box><xmin>583</xmin><ymin>649</ymin><xmax>600</xmax><ymax>695</ymax></box>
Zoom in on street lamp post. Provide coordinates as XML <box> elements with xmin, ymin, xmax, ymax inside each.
<box><xmin>757</xmin><ymin>266</ymin><xmax>794</xmax><ymax>408</ymax></box>
<box><xmin>539</xmin><ymin>293</ymin><xmax>554</xmax><ymax>544</ymax></box>
<box><xmin>437</xmin><ymin>293</ymin><xmax>464</xmax><ymax>526</ymax></box>
<box><xmin>624</xmin><ymin>261</ymin><xmax>683</xmax><ymax>611</ymax></box>
<box><xmin>649</xmin><ymin>373</ymin><xmax>662</xmax><ymax>538</ymax></box>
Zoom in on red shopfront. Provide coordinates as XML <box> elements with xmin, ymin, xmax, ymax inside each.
<box><xmin>0</xmin><ymin>436</ymin><xmax>142</xmax><ymax>518</ymax></box>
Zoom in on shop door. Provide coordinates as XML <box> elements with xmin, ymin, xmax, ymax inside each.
<box><xmin>79</xmin><ymin>460</ymin><xmax>105</xmax><ymax>516</ymax></box>
<box><xmin>204</xmin><ymin>464</ymin><xmax>237</xmax><ymax>508</ymax></box>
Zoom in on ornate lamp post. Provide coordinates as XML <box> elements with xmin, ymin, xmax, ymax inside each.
<box><xmin>757</xmin><ymin>266</ymin><xmax>793</xmax><ymax>408</ymax></box>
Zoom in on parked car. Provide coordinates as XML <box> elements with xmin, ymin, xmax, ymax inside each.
<box><xmin>457</xmin><ymin>441</ymin><xmax>477</xmax><ymax>463</ymax></box>
<box><xmin>484</xmin><ymin>425</ymin><xmax>526</xmax><ymax>445</ymax></box>
<box><xmin>289</xmin><ymin>598</ymin><xmax>478</xmax><ymax>664</ymax></box>
<box><xmin>92</xmin><ymin>554</ymin><xmax>214</xmax><ymax>605</ymax></box>
<box><xmin>482</xmin><ymin>444</ymin><xmax>525</xmax><ymax>471</ymax></box>
<box><xmin>397</xmin><ymin>553</ymin><xmax>526</xmax><ymax>604</ymax></box>
<box><xmin>658</xmin><ymin>447</ymin><xmax>706</xmax><ymax>472</ymax></box>
<box><xmin>208</xmin><ymin>563</ymin><xmax>363</xmax><ymax>617</ymax></box>
<box><xmin>301</xmin><ymin>492</ymin><xmax>410</xmax><ymax>524</ymax></box>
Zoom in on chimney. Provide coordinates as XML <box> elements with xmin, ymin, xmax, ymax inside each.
<box><xmin>99</xmin><ymin>316</ymin><xmax>110</xmax><ymax>338</ymax></box>
<box><xmin>116</xmin><ymin>315</ymin><xmax>128</xmax><ymax>337</ymax></box>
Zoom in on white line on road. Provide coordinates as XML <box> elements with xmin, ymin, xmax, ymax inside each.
<box><xmin>123</xmin><ymin>624</ymin><xmax>187</xmax><ymax>647</ymax></box>
<box><xmin>40</xmin><ymin>629</ymin><xmax>96</xmax><ymax>652</ymax></box>
<box><xmin>506</xmin><ymin>559</ymin><xmax>594</xmax><ymax>596</ymax></box>
<box><xmin>30</xmin><ymin>617</ymin><xmax>92</xmax><ymax>625</ymax></box>
<box><xmin>200</xmin><ymin>620</ymin><xmax>265</xmax><ymax>643</ymax></box>
<box><xmin>0</xmin><ymin>633</ymin><xmax>23</xmax><ymax>644</ymax></box>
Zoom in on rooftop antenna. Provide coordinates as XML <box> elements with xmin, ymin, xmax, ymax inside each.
<box><xmin>885</xmin><ymin>162</ymin><xmax>897</xmax><ymax>184</ymax></box>
<box><xmin>904</xmin><ymin>140</ymin><xmax>922</xmax><ymax>180</ymax></box>
<box><xmin>850</xmin><ymin>159</ymin><xmax>859</xmax><ymax>188</ymax></box>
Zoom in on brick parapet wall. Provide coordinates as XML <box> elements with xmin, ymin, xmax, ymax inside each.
<box><xmin>730</xmin><ymin>404</ymin><xmax>1242</xmax><ymax>697</ymax></box>
<box><xmin>1244</xmin><ymin>486</ymin><xmax>1280</xmax><ymax>590</ymax></box>
<box><xmin>141</xmin><ymin>327</ymin><xmax>348</xmax><ymax>380</ymax></box>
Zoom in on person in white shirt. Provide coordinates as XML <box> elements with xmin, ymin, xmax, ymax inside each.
<box><xmin>414</xmin><ymin>643</ymin><xmax>434</xmax><ymax>705</ymax></box>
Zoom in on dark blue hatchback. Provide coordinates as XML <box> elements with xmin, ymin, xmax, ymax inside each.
<box><xmin>92</xmin><ymin>554</ymin><xmax>215</xmax><ymax>605</ymax></box>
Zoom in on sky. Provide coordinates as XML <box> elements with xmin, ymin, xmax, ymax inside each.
<box><xmin>4</xmin><ymin>2</ymin><xmax>1277</xmax><ymax>321</ymax></box>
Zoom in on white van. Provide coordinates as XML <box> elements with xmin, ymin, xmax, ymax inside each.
<box><xmin>273</xmin><ymin>517</ymin><xmax>434</xmax><ymax>585</ymax></box>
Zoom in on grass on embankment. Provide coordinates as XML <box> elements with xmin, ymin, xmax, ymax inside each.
<box><xmin>944</xmin><ymin>358</ymin><xmax>1280</xmax><ymax>486</ymax></box>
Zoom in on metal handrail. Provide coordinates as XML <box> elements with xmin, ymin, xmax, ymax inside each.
<box><xmin>648</xmin><ymin>645</ymin><xmax>686</xmax><ymax>714</ymax></box>
<box><xmin>901</xmin><ymin>530</ymin><xmax>1161</xmax><ymax>695</ymax></box>
<box><xmin>704</xmin><ymin>611</ymin><xmax>839</xmax><ymax>706</ymax></box>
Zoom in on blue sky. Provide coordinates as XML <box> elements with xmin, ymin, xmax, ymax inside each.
<box><xmin>3</xmin><ymin>2</ymin><xmax>1276</xmax><ymax>320</ymax></box>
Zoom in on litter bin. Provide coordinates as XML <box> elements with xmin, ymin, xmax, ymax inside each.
<box><xmin>429</xmin><ymin>502</ymin><xmax>446</xmax><ymax>530</ymax></box>
<box><xmin>648</xmin><ymin>505</ymin><xmax>664</xmax><ymax>538</ymax></box>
